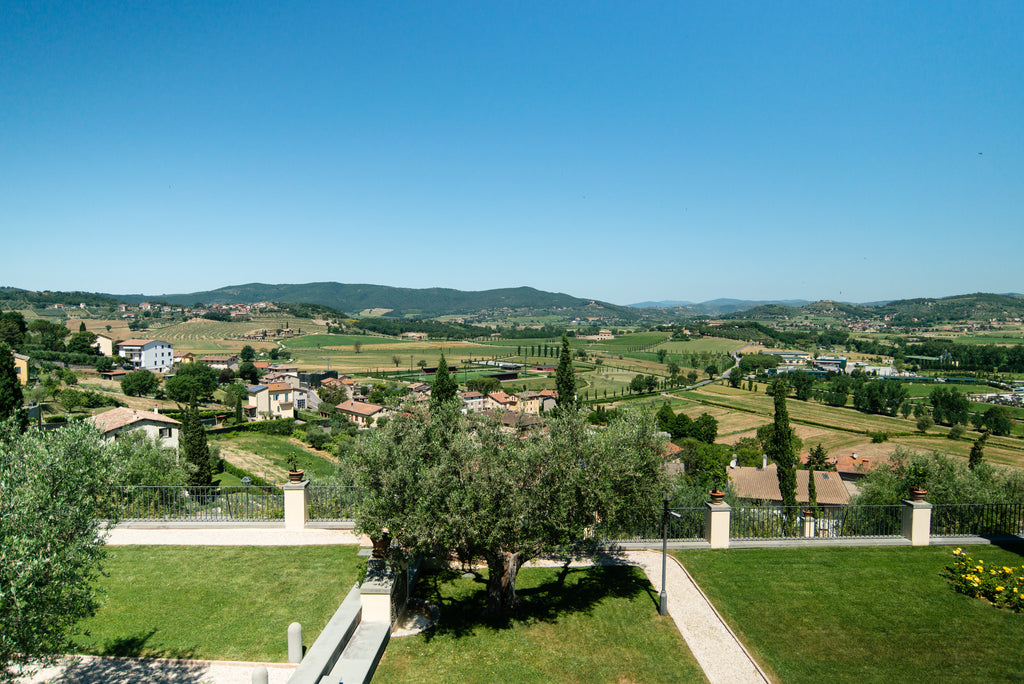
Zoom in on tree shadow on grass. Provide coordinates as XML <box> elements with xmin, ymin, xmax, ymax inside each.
<box><xmin>75</xmin><ymin>628</ymin><xmax>198</xmax><ymax>660</ymax></box>
<box><xmin>415</xmin><ymin>557</ymin><xmax>656</xmax><ymax>641</ymax></box>
<box><xmin>26</xmin><ymin>653</ymin><xmax>208</xmax><ymax>684</ymax></box>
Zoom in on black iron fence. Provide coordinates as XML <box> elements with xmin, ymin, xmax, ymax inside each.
<box><xmin>931</xmin><ymin>503</ymin><xmax>1024</xmax><ymax>537</ymax></box>
<box><xmin>307</xmin><ymin>485</ymin><xmax>363</xmax><ymax>522</ymax></box>
<box><xmin>730</xmin><ymin>505</ymin><xmax>902</xmax><ymax>540</ymax></box>
<box><xmin>113</xmin><ymin>486</ymin><xmax>284</xmax><ymax>521</ymax></box>
<box><xmin>612</xmin><ymin>507</ymin><xmax>705</xmax><ymax>543</ymax></box>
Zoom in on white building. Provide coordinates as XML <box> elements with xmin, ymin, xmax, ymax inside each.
<box><xmin>90</xmin><ymin>407</ymin><xmax>181</xmax><ymax>448</ymax></box>
<box><xmin>117</xmin><ymin>339</ymin><xmax>174</xmax><ymax>371</ymax></box>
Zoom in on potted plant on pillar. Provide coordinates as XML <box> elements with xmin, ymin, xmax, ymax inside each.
<box><xmin>287</xmin><ymin>455</ymin><xmax>304</xmax><ymax>484</ymax></box>
<box><xmin>371</xmin><ymin>527</ymin><xmax>391</xmax><ymax>559</ymax></box>
<box><xmin>708</xmin><ymin>466</ymin><xmax>728</xmax><ymax>505</ymax></box>
<box><xmin>907</xmin><ymin>461</ymin><xmax>928</xmax><ymax>502</ymax></box>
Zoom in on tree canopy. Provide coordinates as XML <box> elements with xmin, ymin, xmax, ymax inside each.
<box><xmin>349</xmin><ymin>403</ymin><xmax>666</xmax><ymax>614</ymax></box>
<box><xmin>120</xmin><ymin>369</ymin><xmax>158</xmax><ymax>397</ymax></box>
<box><xmin>1</xmin><ymin>420</ymin><xmax>118</xmax><ymax>681</ymax></box>
<box><xmin>165</xmin><ymin>362</ymin><xmax>219</xmax><ymax>403</ymax></box>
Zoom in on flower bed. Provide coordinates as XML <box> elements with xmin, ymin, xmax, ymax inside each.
<box><xmin>945</xmin><ymin>547</ymin><xmax>1024</xmax><ymax>611</ymax></box>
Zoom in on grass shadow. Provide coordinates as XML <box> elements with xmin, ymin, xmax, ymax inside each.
<box><xmin>415</xmin><ymin>558</ymin><xmax>653</xmax><ymax>642</ymax></box>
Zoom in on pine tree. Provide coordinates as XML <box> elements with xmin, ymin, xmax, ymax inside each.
<box><xmin>768</xmin><ymin>379</ymin><xmax>797</xmax><ymax>507</ymax></box>
<box><xmin>430</xmin><ymin>353</ymin><xmax>458</xmax><ymax>409</ymax></box>
<box><xmin>180</xmin><ymin>400</ymin><xmax>212</xmax><ymax>487</ymax></box>
<box><xmin>555</xmin><ymin>335</ymin><xmax>577</xmax><ymax>411</ymax></box>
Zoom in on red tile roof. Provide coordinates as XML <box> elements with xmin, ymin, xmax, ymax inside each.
<box><xmin>89</xmin><ymin>407</ymin><xmax>180</xmax><ymax>433</ymax></box>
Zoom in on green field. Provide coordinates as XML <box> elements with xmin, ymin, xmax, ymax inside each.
<box><xmin>282</xmin><ymin>334</ymin><xmax>405</xmax><ymax>349</ymax></box>
<box><xmin>659</xmin><ymin>338</ymin><xmax>744</xmax><ymax>354</ymax></box>
<box><xmin>209</xmin><ymin>433</ymin><xmax>339</xmax><ymax>482</ymax></box>
<box><xmin>73</xmin><ymin>546</ymin><xmax>360</xmax><ymax>661</ymax></box>
<box><xmin>376</xmin><ymin>565</ymin><xmax>703</xmax><ymax>683</ymax></box>
<box><xmin>677</xmin><ymin>545</ymin><xmax>1024</xmax><ymax>683</ymax></box>
<box><xmin>590</xmin><ymin>332</ymin><xmax>671</xmax><ymax>349</ymax></box>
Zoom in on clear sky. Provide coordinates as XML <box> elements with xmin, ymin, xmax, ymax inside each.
<box><xmin>2</xmin><ymin>2</ymin><xmax>1022</xmax><ymax>306</ymax></box>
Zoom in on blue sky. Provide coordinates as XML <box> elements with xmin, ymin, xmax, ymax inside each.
<box><xmin>2</xmin><ymin>2</ymin><xmax>1021</xmax><ymax>305</ymax></box>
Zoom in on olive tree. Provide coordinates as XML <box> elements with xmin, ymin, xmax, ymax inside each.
<box><xmin>0</xmin><ymin>420</ymin><xmax>118</xmax><ymax>681</ymax></box>
<box><xmin>350</xmin><ymin>403</ymin><xmax>665</xmax><ymax>615</ymax></box>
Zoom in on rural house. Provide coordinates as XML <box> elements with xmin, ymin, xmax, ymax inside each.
<box><xmin>90</xmin><ymin>407</ymin><xmax>181</xmax><ymax>447</ymax></box>
<box><xmin>117</xmin><ymin>339</ymin><xmax>174</xmax><ymax>372</ymax></box>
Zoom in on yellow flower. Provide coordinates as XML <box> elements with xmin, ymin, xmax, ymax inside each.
<box><xmin>997</xmin><ymin>586</ymin><xmax>1005</xmax><ymax>592</ymax></box>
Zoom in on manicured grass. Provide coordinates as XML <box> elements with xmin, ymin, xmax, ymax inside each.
<box><xmin>676</xmin><ymin>545</ymin><xmax>1024</xmax><ymax>683</ymax></box>
<box><xmin>376</xmin><ymin>565</ymin><xmax>704</xmax><ymax>683</ymax></box>
<box><xmin>73</xmin><ymin>546</ymin><xmax>361</xmax><ymax>661</ymax></box>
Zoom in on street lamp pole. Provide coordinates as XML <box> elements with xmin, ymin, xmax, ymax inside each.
<box><xmin>660</xmin><ymin>496</ymin><xmax>681</xmax><ymax>616</ymax></box>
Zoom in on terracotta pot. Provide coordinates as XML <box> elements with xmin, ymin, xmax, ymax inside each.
<box><xmin>909</xmin><ymin>487</ymin><xmax>927</xmax><ymax>502</ymax></box>
<box><xmin>709</xmin><ymin>490</ymin><xmax>725</xmax><ymax>505</ymax></box>
<box><xmin>371</xmin><ymin>534</ymin><xmax>391</xmax><ymax>559</ymax></box>
<box><xmin>288</xmin><ymin>469</ymin><xmax>304</xmax><ymax>483</ymax></box>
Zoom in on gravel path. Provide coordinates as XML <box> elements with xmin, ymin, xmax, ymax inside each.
<box><xmin>624</xmin><ymin>551</ymin><xmax>770</xmax><ymax>684</ymax></box>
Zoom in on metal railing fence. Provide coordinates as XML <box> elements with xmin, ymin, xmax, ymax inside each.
<box><xmin>612</xmin><ymin>507</ymin><xmax>705</xmax><ymax>543</ymax></box>
<box><xmin>307</xmin><ymin>485</ymin><xmax>363</xmax><ymax>522</ymax></box>
<box><xmin>113</xmin><ymin>485</ymin><xmax>284</xmax><ymax>521</ymax></box>
<box><xmin>931</xmin><ymin>503</ymin><xmax>1024</xmax><ymax>537</ymax></box>
<box><xmin>730</xmin><ymin>505</ymin><xmax>902</xmax><ymax>540</ymax></box>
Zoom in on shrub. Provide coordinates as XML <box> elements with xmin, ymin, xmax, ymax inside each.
<box><xmin>869</xmin><ymin>431</ymin><xmax>888</xmax><ymax>443</ymax></box>
<box><xmin>945</xmin><ymin>548</ymin><xmax>1024</xmax><ymax>612</ymax></box>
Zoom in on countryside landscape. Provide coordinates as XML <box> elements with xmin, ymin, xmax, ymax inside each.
<box><xmin>3</xmin><ymin>283</ymin><xmax>1024</xmax><ymax>682</ymax></box>
<box><xmin>4</xmin><ymin>2</ymin><xmax>1023</xmax><ymax>683</ymax></box>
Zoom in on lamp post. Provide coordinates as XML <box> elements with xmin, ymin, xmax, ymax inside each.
<box><xmin>660</xmin><ymin>496</ymin><xmax>682</xmax><ymax>616</ymax></box>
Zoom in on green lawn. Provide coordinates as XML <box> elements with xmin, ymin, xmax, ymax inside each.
<box><xmin>376</xmin><ymin>565</ymin><xmax>704</xmax><ymax>683</ymax></box>
<box><xmin>676</xmin><ymin>545</ymin><xmax>1024</xmax><ymax>683</ymax></box>
<box><xmin>73</xmin><ymin>546</ymin><xmax>361</xmax><ymax>661</ymax></box>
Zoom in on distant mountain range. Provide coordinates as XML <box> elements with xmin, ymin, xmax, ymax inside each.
<box><xmin>3</xmin><ymin>283</ymin><xmax>1022</xmax><ymax>326</ymax></box>
<box><xmin>106</xmin><ymin>282</ymin><xmax>642</xmax><ymax>321</ymax></box>
<box><xmin>630</xmin><ymin>298</ymin><xmax>813</xmax><ymax>315</ymax></box>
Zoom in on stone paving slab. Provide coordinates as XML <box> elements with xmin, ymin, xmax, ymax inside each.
<box><xmin>16</xmin><ymin>655</ymin><xmax>296</xmax><ymax>684</ymax></box>
<box><xmin>105</xmin><ymin>526</ymin><xmax>365</xmax><ymax>546</ymax></box>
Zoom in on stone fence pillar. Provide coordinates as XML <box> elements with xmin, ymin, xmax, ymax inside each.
<box><xmin>704</xmin><ymin>501</ymin><xmax>730</xmax><ymax>549</ymax></box>
<box><xmin>901</xmin><ymin>499</ymin><xmax>932</xmax><ymax>546</ymax></box>
<box><xmin>284</xmin><ymin>480</ymin><xmax>309</xmax><ymax>531</ymax></box>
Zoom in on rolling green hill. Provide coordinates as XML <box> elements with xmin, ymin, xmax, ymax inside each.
<box><xmin>108</xmin><ymin>282</ymin><xmax>641</xmax><ymax>321</ymax></box>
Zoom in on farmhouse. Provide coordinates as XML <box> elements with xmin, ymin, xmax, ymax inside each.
<box><xmin>245</xmin><ymin>382</ymin><xmax>296</xmax><ymax>421</ymax></box>
<box><xmin>90</xmin><ymin>407</ymin><xmax>181</xmax><ymax>448</ymax></box>
<box><xmin>485</xmin><ymin>391</ymin><xmax>518</xmax><ymax>411</ymax></box>
<box><xmin>11</xmin><ymin>351</ymin><xmax>29</xmax><ymax>386</ymax></box>
<box><xmin>117</xmin><ymin>339</ymin><xmax>174</xmax><ymax>372</ymax></box>
<box><xmin>92</xmin><ymin>333</ymin><xmax>114</xmax><ymax>357</ymax></box>
<box><xmin>335</xmin><ymin>399</ymin><xmax>387</xmax><ymax>427</ymax></box>
<box><xmin>460</xmin><ymin>390</ymin><xmax>485</xmax><ymax>412</ymax></box>
<box><xmin>728</xmin><ymin>464</ymin><xmax>850</xmax><ymax>506</ymax></box>
<box><xmin>199</xmin><ymin>354</ymin><xmax>239</xmax><ymax>371</ymax></box>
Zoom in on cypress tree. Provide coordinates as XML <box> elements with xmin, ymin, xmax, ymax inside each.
<box><xmin>768</xmin><ymin>379</ymin><xmax>797</xmax><ymax>507</ymax></box>
<box><xmin>430</xmin><ymin>353</ymin><xmax>458</xmax><ymax>409</ymax></box>
<box><xmin>0</xmin><ymin>342</ymin><xmax>25</xmax><ymax>428</ymax></box>
<box><xmin>969</xmin><ymin>430</ymin><xmax>990</xmax><ymax>470</ymax></box>
<box><xmin>555</xmin><ymin>335</ymin><xmax>577</xmax><ymax>411</ymax></box>
<box><xmin>181</xmin><ymin>400</ymin><xmax>212</xmax><ymax>487</ymax></box>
